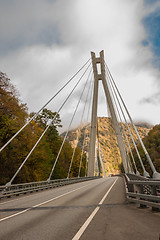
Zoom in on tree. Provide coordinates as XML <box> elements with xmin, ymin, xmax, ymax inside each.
<box><xmin>131</xmin><ymin>124</ymin><xmax>160</xmax><ymax>175</ymax></box>
<box><xmin>0</xmin><ymin>72</ymin><xmax>86</xmax><ymax>185</ymax></box>
<box><xmin>34</xmin><ymin>108</ymin><xmax>62</xmax><ymax>130</ymax></box>
<box><xmin>0</xmin><ymin>73</ymin><xmax>58</xmax><ymax>184</ymax></box>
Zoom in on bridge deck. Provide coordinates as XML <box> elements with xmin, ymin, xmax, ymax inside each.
<box><xmin>0</xmin><ymin>177</ymin><xmax>159</xmax><ymax>240</ymax></box>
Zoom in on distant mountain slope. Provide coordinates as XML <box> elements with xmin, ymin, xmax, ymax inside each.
<box><xmin>61</xmin><ymin>117</ymin><xmax>151</xmax><ymax>174</ymax></box>
<box><xmin>132</xmin><ymin>124</ymin><xmax>160</xmax><ymax>175</ymax></box>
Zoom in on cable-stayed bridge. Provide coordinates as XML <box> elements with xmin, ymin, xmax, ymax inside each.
<box><xmin>0</xmin><ymin>51</ymin><xmax>160</xmax><ymax>240</ymax></box>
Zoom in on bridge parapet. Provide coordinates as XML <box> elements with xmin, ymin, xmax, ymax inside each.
<box><xmin>125</xmin><ymin>173</ymin><xmax>148</xmax><ymax>181</ymax></box>
<box><xmin>0</xmin><ymin>176</ymin><xmax>101</xmax><ymax>200</ymax></box>
<box><xmin>124</xmin><ymin>174</ymin><xmax>160</xmax><ymax>211</ymax></box>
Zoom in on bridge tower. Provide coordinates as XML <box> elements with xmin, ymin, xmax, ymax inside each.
<box><xmin>88</xmin><ymin>50</ymin><xmax>129</xmax><ymax>176</ymax></box>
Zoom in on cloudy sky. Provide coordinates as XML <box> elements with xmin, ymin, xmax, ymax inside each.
<box><xmin>0</xmin><ymin>0</ymin><xmax>160</xmax><ymax>130</ymax></box>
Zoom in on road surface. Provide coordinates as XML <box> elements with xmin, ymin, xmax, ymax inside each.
<box><xmin>0</xmin><ymin>177</ymin><xmax>160</xmax><ymax>240</ymax></box>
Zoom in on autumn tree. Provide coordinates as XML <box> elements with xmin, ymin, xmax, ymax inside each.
<box><xmin>0</xmin><ymin>72</ymin><xmax>86</xmax><ymax>185</ymax></box>
<box><xmin>131</xmin><ymin>124</ymin><xmax>160</xmax><ymax>175</ymax></box>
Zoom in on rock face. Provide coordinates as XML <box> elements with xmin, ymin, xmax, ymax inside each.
<box><xmin>97</xmin><ymin>117</ymin><xmax>150</xmax><ymax>174</ymax></box>
<box><xmin>61</xmin><ymin>117</ymin><xmax>151</xmax><ymax>175</ymax></box>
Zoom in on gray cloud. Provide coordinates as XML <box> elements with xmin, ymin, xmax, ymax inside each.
<box><xmin>0</xmin><ymin>0</ymin><xmax>160</xmax><ymax>129</ymax></box>
<box><xmin>140</xmin><ymin>91</ymin><xmax>160</xmax><ymax>104</ymax></box>
<box><xmin>0</xmin><ymin>0</ymin><xmax>63</xmax><ymax>54</ymax></box>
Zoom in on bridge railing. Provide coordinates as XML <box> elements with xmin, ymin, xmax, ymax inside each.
<box><xmin>124</xmin><ymin>174</ymin><xmax>160</xmax><ymax>211</ymax></box>
<box><xmin>0</xmin><ymin>176</ymin><xmax>101</xmax><ymax>200</ymax></box>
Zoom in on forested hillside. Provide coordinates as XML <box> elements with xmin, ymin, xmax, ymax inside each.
<box><xmin>63</xmin><ymin>117</ymin><xmax>151</xmax><ymax>175</ymax></box>
<box><xmin>1</xmin><ymin>72</ymin><xmax>159</xmax><ymax>183</ymax></box>
<box><xmin>132</xmin><ymin>124</ymin><xmax>160</xmax><ymax>175</ymax></box>
<box><xmin>0</xmin><ymin>72</ymin><xmax>86</xmax><ymax>185</ymax></box>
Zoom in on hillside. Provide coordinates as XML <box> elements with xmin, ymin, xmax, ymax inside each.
<box><xmin>0</xmin><ymin>72</ymin><xmax>86</xmax><ymax>185</ymax></box>
<box><xmin>132</xmin><ymin>123</ymin><xmax>160</xmax><ymax>175</ymax></box>
<box><xmin>62</xmin><ymin>117</ymin><xmax>151</xmax><ymax>175</ymax></box>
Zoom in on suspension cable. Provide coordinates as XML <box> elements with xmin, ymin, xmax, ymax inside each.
<box><xmin>96</xmin><ymin>118</ymin><xmax>106</xmax><ymax>177</ymax></box>
<box><xmin>6</xmin><ymin>62</ymin><xmax>92</xmax><ymax>186</ymax></box>
<box><xmin>97</xmin><ymin>140</ymin><xmax>106</xmax><ymax>177</ymax></box>
<box><xmin>48</xmin><ymin>64</ymin><xmax>92</xmax><ymax>181</ymax></box>
<box><xmin>105</xmin><ymin>62</ymin><xmax>157</xmax><ymax>174</ymax></box>
<box><xmin>77</xmin><ymin>77</ymin><xmax>93</xmax><ymax>177</ymax></box>
<box><xmin>105</xmin><ymin>62</ymin><xmax>149</xmax><ymax>176</ymax></box>
<box><xmin>106</xmin><ymin>69</ymin><xmax>139</xmax><ymax>174</ymax></box>
<box><xmin>0</xmin><ymin>58</ymin><xmax>91</xmax><ymax>153</ymax></box>
<box><xmin>79</xmin><ymin>79</ymin><xmax>94</xmax><ymax>177</ymax></box>
<box><xmin>67</xmin><ymin>71</ymin><xmax>93</xmax><ymax>178</ymax></box>
<box><xmin>85</xmin><ymin>158</ymin><xmax>88</xmax><ymax>177</ymax></box>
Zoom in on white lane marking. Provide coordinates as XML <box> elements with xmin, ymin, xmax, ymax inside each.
<box><xmin>72</xmin><ymin>177</ymin><xmax>118</xmax><ymax>240</ymax></box>
<box><xmin>0</xmin><ymin>182</ymin><xmax>95</xmax><ymax>223</ymax></box>
<box><xmin>0</xmin><ymin>179</ymin><xmax>103</xmax><ymax>206</ymax></box>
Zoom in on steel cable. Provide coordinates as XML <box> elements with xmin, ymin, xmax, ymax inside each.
<box><xmin>0</xmin><ymin>58</ymin><xmax>91</xmax><ymax>153</ymax></box>
<box><xmin>6</xmin><ymin>62</ymin><xmax>91</xmax><ymax>185</ymax></box>
<box><xmin>48</xmin><ymin>64</ymin><xmax>92</xmax><ymax>181</ymax></box>
<box><xmin>67</xmin><ymin>71</ymin><xmax>93</xmax><ymax>178</ymax></box>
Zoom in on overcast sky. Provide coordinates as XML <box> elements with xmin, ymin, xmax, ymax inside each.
<box><xmin>0</xmin><ymin>0</ymin><xmax>160</xmax><ymax>131</ymax></box>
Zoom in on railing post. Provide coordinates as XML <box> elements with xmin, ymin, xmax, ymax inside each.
<box><xmin>151</xmin><ymin>185</ymin><xmax>159</xmax><ymax>211</ymax></box>
<box><xmin>138</xmin><ymin>184</ymin><xmax>147</xmax><ymax>208</ymax></box>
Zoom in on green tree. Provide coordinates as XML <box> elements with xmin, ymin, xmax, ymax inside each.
<box><xmin>131</xmin><ymin>124</ymin><xmax>160</xmax><ymax>175</ymax></box>
<box><xmin>34</xmin><ymin>108</ymin><xmax>62</xmax><ymax>130</ymax></box>
<box><xmin>0</xmin><ymin>72</ymin><xmax>86</xmax><ymax>185</ymax></box>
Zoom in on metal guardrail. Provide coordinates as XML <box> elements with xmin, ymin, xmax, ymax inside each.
<box><xmin>124</xmin><ymin>174</ymin><xmax>160</xmax><ymax>211</ymax></box>
<box><xmin>0</xmin><ymin>176</ymin><xmax>101</xmax><ymax>200</ymax></box>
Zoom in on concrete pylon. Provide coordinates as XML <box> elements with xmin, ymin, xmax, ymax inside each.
<box><xmin>88</xmin><ymin>51</ymin><xmax>129</xmax><ymax>176</ymax></box>
<box><xmin>88</xmin><ymin>52</ymin><xmax>99</xmax><ymax>176</ymax></box>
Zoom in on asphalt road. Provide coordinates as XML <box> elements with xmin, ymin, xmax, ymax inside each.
<box><xmin>0</xmin><ymin>177</ymin><xmax>160</xmax><ymax>240</ymax></box>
